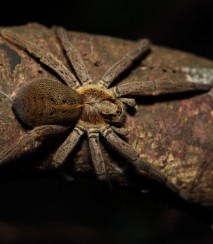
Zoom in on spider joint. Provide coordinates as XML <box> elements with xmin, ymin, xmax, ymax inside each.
<box><xmin>87</xmin><ymin>127</ymin><xmax>102</xmax><ymax>137</ymax></box>
<box><xmin>101</xmin><ymin>126</ymin><xmax>112</xmax><ymax>137</ymax></box>
<box><xmin>110</xmin><ymin>86</ymin><xmax>120</xmax><ymax>98</ymax></box>
<box><xmin>74</xmin><ymin>126</ymin><xmax>85</xmax><ymax>135</ymax></box>
<box><xmin>98</xmin><ymin>80</ymin><xmax>108</xmax><ymax>89</ymax></box>
<box><xmin>83</xmin><ymin>79</ymin><xmax>93</xmax><ymax>85</ymax></box>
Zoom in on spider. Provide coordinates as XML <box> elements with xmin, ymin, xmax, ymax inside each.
<box><xmin>0</xmin><ymin>27</ymin><xmax>211</xmax><ymax>188</ymax></box>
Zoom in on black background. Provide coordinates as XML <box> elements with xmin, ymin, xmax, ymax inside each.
<box><xmin>1</xmin><ymin>0</ymin><xmax>213</xmax><ymax>59</ymax></box>
<box><xmin>0</xmin><ymin>0</ymin><xmax>213</xmax><ymax>243</ymax></box>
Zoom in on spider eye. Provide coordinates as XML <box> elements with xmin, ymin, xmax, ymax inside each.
<box><xmin>115</xmin><ymin>107</ymin><xmax>122</xmax><ymax>115</ymax></box>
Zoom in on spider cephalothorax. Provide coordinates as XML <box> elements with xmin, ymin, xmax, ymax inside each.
<box><xmin>77</xmin><ymin>85</ymin><xmax>125</xmax><ymax>126</ymax></box>
<box><xmin>0</xmin><ymin>27</ymin><xmax>211</xmax><ymax>187</ymax></box>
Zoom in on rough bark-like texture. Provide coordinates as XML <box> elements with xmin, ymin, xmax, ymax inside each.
<box><xmin>0</xmin><ymin>23</ymin><xmax>212</xmax><ymax>206</ymax></box>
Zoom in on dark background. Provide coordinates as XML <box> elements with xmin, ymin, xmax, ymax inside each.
<box><xmin>1</xmin><ymin>0</ymin><xmax>213</xmax><ymax>59</ymax></box>
<box><xmin>0</xmin><ymin>0</ymin><xmax>213</xmax><ymax>243</ymax></box>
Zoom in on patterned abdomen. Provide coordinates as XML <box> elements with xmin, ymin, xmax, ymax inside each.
<box><xmin>13</xmin><ymin>79</ymin><xmax>83</xmax><ymax>127</ymax></box>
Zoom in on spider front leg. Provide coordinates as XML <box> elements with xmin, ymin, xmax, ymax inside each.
<box><xmin>111</xmin><ymin>79</ymin><xmax>212</xmax><ymax>97</ymax></box>
<box><xmin>98</xmin><ymin>39</ymin><xmax>150</xmax><ymax>88</ymax></box>
<box><xmin>1</xmin><ymin>29</ymin><xmax>80</xmax><ymax>89</ymax></box>
<box><xmin>0</xmin><ymin>125</ymin><xmax>68</xmax><ymax>165</ymax></box>
<box><xmin>101</xmin><ymin>126</ymin><xmax>167</xmax><ymax>185</ymax></box>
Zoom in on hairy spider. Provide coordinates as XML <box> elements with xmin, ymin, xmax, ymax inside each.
<box><xmin>0</xmin><ymin>27</ymin><xmax>211</xmax><ymax>187</ymax></box>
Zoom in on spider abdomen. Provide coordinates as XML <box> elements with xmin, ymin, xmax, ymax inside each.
<box><xmin>13</xmin><ymin>79</ymin><xmax>83</xmax><ymax>127</ymax></box>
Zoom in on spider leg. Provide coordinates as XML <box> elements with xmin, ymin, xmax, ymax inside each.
<box><xmin>52</xmin><ymin>126</ymin><xmax>84</xmax><ymax>167</ymax></box>
<box><xmin>88</xmin><ymin>130</ymin><xmax>107</xmax><ymax>180</ymax></box>
<box><xmin>111</xmin><ymin>80</ymin><xmax>212</xmax><ymax>97</ymax></box>
<box><xmin>1</xmin><ymin>29</ymin><xmax>80</xmax><ymax>89</ymax></box>
<box><xmin>111</xmin><ymin>126</ymin><xmax>129</xmax><ymax>136</ymax></box>
<box><xmin>55</xmin><ymin>27</ymin><xmax>92</xmax><ymax>85</ymax></box>
<box><xmin>0</xmin><ymin>125</ymin><xmax>67</xmax><ymax>165</ymax></box>
<box><xmin>101</xmin><ymin>126</ymin><xmax>167</xmax><ymax>184</ymax></box>
<box><xmin>98</xmin><ymin>39</ymin><xmax>150</xmax><ymax>88</ymax></box>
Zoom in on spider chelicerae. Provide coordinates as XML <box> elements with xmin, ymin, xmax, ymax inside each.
<box><xmin>0</xmin><ymin>27</ymin><xmax>211</xmax><ymax>187</ymax></box>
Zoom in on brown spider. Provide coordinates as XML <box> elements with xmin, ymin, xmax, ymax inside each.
<box><xmin>0</xmin><ymin>27</ymin><xmax>211</xmax><ymax>187</ymax></box>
